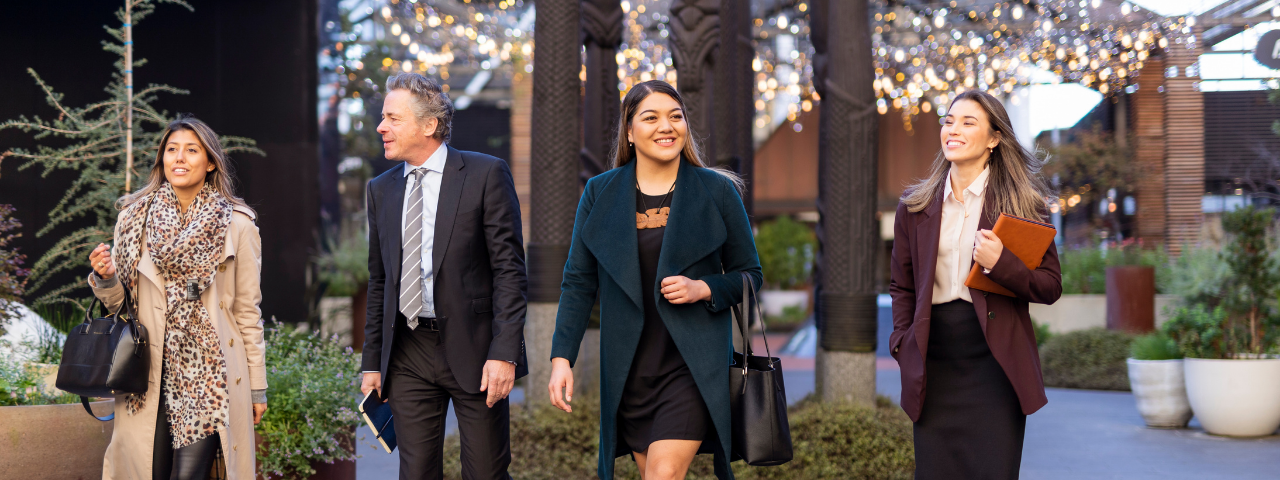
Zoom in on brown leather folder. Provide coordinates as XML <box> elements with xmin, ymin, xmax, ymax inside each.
<box><xmin>964</xmin><ymin>213</ymin><xmax>1057</xmax><ymax>297</ymax></box>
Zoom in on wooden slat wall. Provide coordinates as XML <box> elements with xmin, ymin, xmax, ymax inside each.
<box><xmin>1163</xmin><ymin>36</ymin><xmax>1206</xmax><ymax>255</ymax></box>
<box><xmin>510</xmin><ymin>67</ymin><xmax>533</xmax><ymax>243</ymax></box>
<box><xmin>1132</xmin><ymin>57</ymin><xmax>1167</xmax><ymax>245</ymax></box>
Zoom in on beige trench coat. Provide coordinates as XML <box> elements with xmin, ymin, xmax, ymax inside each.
<box><xmin>89</xmin><ymin>205</ymin><xmax>267</xmax><ymax>480</ymax></box>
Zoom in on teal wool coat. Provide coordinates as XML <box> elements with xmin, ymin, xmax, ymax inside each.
<box><xmin>551</xmin><ymin>160</ymin><xmax>763</xmax><ymax>480</ymax></box>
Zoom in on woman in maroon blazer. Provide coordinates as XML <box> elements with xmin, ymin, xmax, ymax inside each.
<box><xmin>889</xmin><ymin>90</ymin><xmax>1062</xmax><ymax>480</ymax></box>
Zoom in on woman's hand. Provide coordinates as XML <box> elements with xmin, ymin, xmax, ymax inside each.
<box><xmin>973</xmin><ymin>229</ymin><xmax>1004</xmax><ymax>271</ymax></box>
<box><xmin>89</xmin><ymin>243</ymin><xmax>116</xmax><ymax>280</ymax></box>
<box><xmin>253</xmin><ymin>403</ymin><xmax>267</xmax><ymax>425</ymax></box>
<box><xmin>547</xmin><ymin>357</ymin><xmax>574</xmax><ymax>413</ymax></box>
<box><xmin>660</xmin><ymin>276</ymin><xmax>711</xmax><ymax>304</ymax></box>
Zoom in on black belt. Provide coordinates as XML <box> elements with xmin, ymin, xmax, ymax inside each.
<box><xmin>415</xmin><ymin>316</ymin><xmax>440</xmax><ymax>332</ymax></box>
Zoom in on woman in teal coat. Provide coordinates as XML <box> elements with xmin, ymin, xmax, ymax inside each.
<box><xmin>547</xmin><ymin>80</ymin><xmax>762</xmax><ymax>480</ymax></box>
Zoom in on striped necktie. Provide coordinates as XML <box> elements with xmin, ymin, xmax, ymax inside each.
<box><xmin>400</xmin><ymin>168</ymin><xmax>428</xmax><ymax>329</ymax></box>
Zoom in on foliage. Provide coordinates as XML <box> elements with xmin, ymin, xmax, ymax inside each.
<box><xmin>442</xmin><ymin>394</ymin><xmax>914</xmax><ymax>480</ymax></box>
<box><xmin>1033</xmin><ymin>320</ymin><xmax>1053</xmax><ymax>347</ymax></box>
<box><xmin>0</xmin><ymin>0</ymin><xmax>260</xmax><ymax>308</ymax></box>
<box><xmin>754</xmin><ymin>216</ymin><xmax>816</xmax><ymax>290</ymax></box>
<box><xmin>0</xmin><ymin>354</ymin><xmax>78</xmax><ymax>406</ymax></box>
<box><xmin>1129</xmin><ymin>331</ymin><xmax>1182</xmax><ymax>361</ymax></box>
<box><xmin>314</xmin><ymin>232</ymin><xmax>370</xmax><ymax>297</ymax></box>
<box><xmin>1040</xmin><ymin>328</ymin><xmax>1133</xmax><ymax>391</ymax></box>
<box><xmin>767</xmin><ymin>305</ymin><xmax>808</xmax><ymax>332</ymax></box>
<box><xmin>1218</xmin><ymin>206</ymin><xmax>1280</xmax><ymax>355</ymax></box>
<box><xmin>1163</xmin><ymin>304</ymin><xmax>1235</xmax><ymax>360</ymax></box>
<box><xmin>0</xmin><ymin>204</ymin><xmax>30</xmax><ymax>336</ymax></box>
<box><xmin>1043</xmin><ymin>127</ymin><xmax>1141</xmax><ymax>239</ymax></box>
<box><xmin>1058</xmin><ymin>242</ymin><xmax>1167</xmax><ymax>295</ymax></box>
<box><xmin>256</xmin><ymin>320</ymin><xmax>363</xmax><ymax>479</ymax></box>
<box><xmin>1157</xmin><ymin>246</ymin><xmax>1230</xmax><ymax>305</ymax></box>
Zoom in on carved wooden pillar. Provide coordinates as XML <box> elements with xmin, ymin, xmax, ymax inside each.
<box><xmin>581</xmin><ymin>0</ymin><xmax>624</xmax><ymax>178</ymax></box>
<box><xmin>713</xmin><ymin>0</ymin><xmax>754</xmax><ymax>214</ymax></box>
<box><xmin>813</xmin><ymin>0</ymin><xmax>879</xmax><ymax>406</ymax></box>
<box><xmin>669</xmin><ymin>0</ymin><xmax>720</xmax><ymax>161</ymax></box>
<box><xmin>527</xmin><ymin>0</ymin><xmax>581</xmax><ymax>403</ymax></box>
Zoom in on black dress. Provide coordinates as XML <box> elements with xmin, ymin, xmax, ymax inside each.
<box><xmin>616</xmin><ymin>189</ymin><xmax>714</xmax><ymax>455</ymax></box>
<box><xmin>914</xmin><ymin>300</ymin><xmax>1026</xmax><ymax>480</ymax></box>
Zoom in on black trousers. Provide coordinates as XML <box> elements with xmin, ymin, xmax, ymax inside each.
<box><xmin>914</xmin><ymin>300</ymin><xmax>1026</xmax><ymax>480</ymax></box>
<box><xmin>153</xmin><ymin>393</ymin><xmax>222</xmax><ymax>480</ymax></box>
<box><xmin>387</xmin><ymin>314</ymin><xmax>512</xmax><ymax>480</ymax></box>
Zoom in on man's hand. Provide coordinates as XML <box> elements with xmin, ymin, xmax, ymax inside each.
<box><xmin>479</xmin><ymin>360</ymin><xmax>516</xmax><ymax>408</ymax></box>
<box><xmin>361</xmin><ymin>372</ymin><xmax>383</xmax><ymax>399</ymax></box>
<box><xmin>660</xmin><ymin>276</ymin><xmax>711</xmax><ymax>304</ymax></box>
<box><xmin>252</xmin><ymin>403</ymin><xmax>267</xmax><ymax>425</ymax></box>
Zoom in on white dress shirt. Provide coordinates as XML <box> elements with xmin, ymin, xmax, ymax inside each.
<box><xmin>932</xmin><ymin>165</ymin><xmax>989</xmax><ymax>304</ymax></box>
<box><xmin>402</xmin><ymin>145</ymin><xmax>447</xmax><ymax>319</ymax></box>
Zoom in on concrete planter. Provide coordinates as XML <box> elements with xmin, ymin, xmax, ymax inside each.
<box><xmin>759</xmin><ymin>290</ymin><xmax>809</xmax><ymax>317</ymax></box>
<box><xmin>1184</xmin><ymin>357</ymin><xmax>1280</xmax><ymax>437</ymax></box>
<box><xmin>319</xmin><ymin>296</ymin><xmax>354</xmax><ymax>347</ymax></box>
<box><xmin>1126</xmin><ymin>358</ymin><xmax>1192</xmax><ymax>428</ymax></box>
<box><xmin>0</xmin><ymin>399</ymin><xmax>115</xmax><ymax>479</ymax></box>
<box><xmin>1029</xmin><ymin>294</ymin><xmax>1181</xmax><ymax>333</ymax></box>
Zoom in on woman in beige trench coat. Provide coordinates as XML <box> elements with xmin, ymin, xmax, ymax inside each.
<box><xmin>86</xmin><ymin>115</ymin><xmax>267</xmax><ymax>480</ymax></box>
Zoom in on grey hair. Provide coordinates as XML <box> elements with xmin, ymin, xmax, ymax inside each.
<box><xmin>385</xmin><ymin>73</ymin><xmax>454</xmax><ymax>143</ymax></box>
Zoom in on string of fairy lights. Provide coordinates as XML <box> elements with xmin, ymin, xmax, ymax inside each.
<box><xmin>323</xmin><ymin>1</ymin><xmax>1194</xmax><ymax>140</ymax></box>
<box><xmin>870</xmin><ymin>0</ymin><xmax>1194</xmax><ymax>132</ymax></box>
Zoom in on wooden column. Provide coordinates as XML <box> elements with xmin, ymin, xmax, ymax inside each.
<box><xmin>1131</xmin><ymin>57</ymin><xmax>1167</xmax><ymax>246</ymax></box>
<box><xmin>1163</xmin><ymin>34</ymin><xmax>1205</xmax><ymax>255</ymax></box>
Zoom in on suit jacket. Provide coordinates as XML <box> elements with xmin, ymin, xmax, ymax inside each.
<box><xmin>551</xmin><ymin>160</ymin><xmax>762</xmax><ymax>480</ymax></box>
<box><xmin>888</xmin><ymin>187</ymin><xmax>1062</xmax><ymax>422</ymax></box>
<box><xmin>362</xmin><ymin>145</ymin><xmax>528</xmax><ymax>395</ymax></box>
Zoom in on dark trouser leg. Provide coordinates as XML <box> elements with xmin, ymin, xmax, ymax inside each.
<box><xmin>436</xmin><ymin>365</ymin><xmax>512</xmax><ymax>480</ymax></box>
<box><xmin>388</xmin><ymin>317</ymin><xmax>452</xmax><ymax>480</ymax></box>
<box><xmin>170</xmin><ymin>432</ymin><xmax>222</xmax><ymax>480</ymax></box>
<box><xmin>153</xmin><ymin>401</ymin><xmax>174</xmax><ymax>480</ymax></box>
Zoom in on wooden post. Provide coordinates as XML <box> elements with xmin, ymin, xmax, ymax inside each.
<box><xmin>124</xmin><ymin>0</ymin><xmax>134</xmax><ymax>192</ymax></box>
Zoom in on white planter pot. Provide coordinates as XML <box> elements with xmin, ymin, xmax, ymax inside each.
<box><xmin>1184</xmin><ymin>357</ymin><xmax>1280</xmax><ymax>437</ymax></box>
<box><xmin>759</xmin><ymin>290</ymin><xmax>809</xmax><ymax>317</ymax></box>
<box><xmin>1126</xmin><ymin>358</ymin><xmax>1192</xmax><ymax>428</ymax></box>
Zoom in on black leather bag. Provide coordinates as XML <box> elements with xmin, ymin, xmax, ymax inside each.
<box><xmin>728</xmin><ymin>271</ymin><xmax>793</xmax><ymax>466</ymax></box>
<box><xmin>55</xmin><ymin>282</ymin><xmax>150</xmax><ymax>421</ymax></box>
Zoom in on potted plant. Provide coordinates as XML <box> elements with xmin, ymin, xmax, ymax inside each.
<box><xmin>1105</xmin><ymin>240</ymin><xmax>1166</xmax><ymax>333</ymax></box>
<box><xmin>257</xmin><ymin>319</ymin><xmax>364</xmax><ymax>479</ymax></box>
<box><xmin>0</xmin><ymin>348</ymin><xmax>114</xmax><ymax>480</ymax></box>
<box><xmin>1126</xmin><ymin>331</ymin><xmax>1191</xmax><ymax>428</ymax></box>
<box><xmin>1165</xmin><ymin>206</ymin><xmax>1280</xmax><ymax>437</ymax></box>
<box><xmin>313</xmin><ymin>233</ymin><xmax>370</xmax><ymax>349</ymax></box>
<box><xmin>754</xmin><ymin>216</ymin><xmax>815</xmax><ymax>330</ymax></box>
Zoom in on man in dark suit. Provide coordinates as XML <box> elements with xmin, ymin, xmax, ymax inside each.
<box><xmin>360</xmin><ymin>72</ymin><xmax>527</xmax><ymax>480</ymax></box>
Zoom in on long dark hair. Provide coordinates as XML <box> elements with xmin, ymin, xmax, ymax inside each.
<box><xmin>116</xmin><ymin>115</ymin><xmax>253</xmax><ymax>215</ymax></box>
<box><xmin>610</xmin><ymin>80</ymin><xmax>744</xmax><ymax>191</ymax></box>
<box><xmin>902</xmin><ymin>90</ymin><xmax>1053</xmax><ymax>220</ymax></box>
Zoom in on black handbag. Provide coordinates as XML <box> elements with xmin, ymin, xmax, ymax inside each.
<box><xmin>728</xmin><ymin>271</ymin><xmax>793</xmax><ymax>466</ymax></box>
<box><xmin>55</xmin><ymin>281</ymin><xmax>150</xmax><ymax>421</ymax></box>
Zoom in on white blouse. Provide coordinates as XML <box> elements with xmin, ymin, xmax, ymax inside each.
<box><xmin>932</xmin><ymin>165</ymin><xmax>989</xmax><ymax>304</ymax></box>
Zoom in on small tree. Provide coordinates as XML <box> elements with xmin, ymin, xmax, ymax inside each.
<box><xmin>0</xmin><ymin>0</ymin><xmax>260</xmax><ymax>307</ymax></box>
<box><xmin>1220</xmin><ymin>206</ymin><xmax>1279</xmax><ymax>354</ymax></box>
<box><xmin>755</xmin><ymin>216</ymin><xmax>816</xmax><ymax>290</ymax></box>
<box><xmin>0</xmin><ymin>205</ymin><xmax>30</xmax><ymax>336</ymax></box>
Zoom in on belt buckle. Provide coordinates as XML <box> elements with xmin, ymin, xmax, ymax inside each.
<box><xmin>420</xmin><ymin>316</ymin><xmax>440</xmax><ymax>332</ymax></box>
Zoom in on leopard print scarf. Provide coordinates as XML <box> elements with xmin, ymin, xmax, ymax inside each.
<box><xmin>113</xmin><ymin>182</ymin><xmax>232</xmax><ymax>449</ymax></box>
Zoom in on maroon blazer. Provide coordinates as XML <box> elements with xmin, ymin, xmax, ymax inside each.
<box><xmin>888</xmin><ymin>190</ymin><xmax>1062</xmax><ymax>422</ymax></box>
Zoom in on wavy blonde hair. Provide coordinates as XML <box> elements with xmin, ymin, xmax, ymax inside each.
<box><xmin>902</xmin><ymin>90</ymin><xmax>1054</xmax><ymax>220</ymax></box>
<box><xmin>116</xmin><ymin>114</ymin><xmax>253</xmax><ymax>215</ymax></box>
<box><xmin>611</xmin><ymin>80</ymin><xmax>745</xmax><ymax>192</ymax></box>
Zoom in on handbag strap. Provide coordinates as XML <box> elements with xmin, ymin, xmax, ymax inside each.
<box><xmin>81</xmin><ymin>395</ymin><xmax>114</xmax><ymax>421</ymax></box>
<box><xmin>730</xmin><ymin>271</ymin><xmax>774</xmax><ymax>361</ymax></box>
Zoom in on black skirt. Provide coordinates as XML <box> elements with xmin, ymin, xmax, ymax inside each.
<box><xmin>617</xmin><ymin>364</ymin><xmax>713</xmax><ymax>454</ymax></box>
<box><xmin>914</xmin><ymin>300</ymin><xmax>1026</xmax><ymax>480</ymax></box>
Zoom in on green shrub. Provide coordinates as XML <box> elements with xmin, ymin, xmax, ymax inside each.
<box><xmin>1040</xmin><ymin>328</ymin><xmax>1133</xmax><ymax>391</ymax></box>
<box><xmin>1162</xmin><ymin>304</ymin><xmax>1231</xmax><ymax>359</ymax></box>
<box><xmin>1157</xmin><ymin>247</ymin><xmax>1228</xmax><ymax>304</ymax></box>
<box><xmin>1059</xmin><ymin>246</ymin><xmax>1106</xmax><ymax>294</ymax></box>
<box><xmin>443</xmin><ymin>395</ymin><xmax>914</xmax><ymax>480</ymax></box>
<box><xmin>1033</xmin><ymin>320</ymin><xmax>1053</xmax><ymax>347</ymax></box>
<box><xmin>314</xmin><ymin>233</ymin><xmax>370</xmax><ymax>298</ymax></box>
<box><xmin>754</xmin><ymin>216</ymin><xmax>815</xmax><ymax>290</ymax></box>
<box><xmin>0</xmin><ymin>355</ymin><xmax>77</xmax><ymax>406</ymax></box>
<box><xmin>766</xmin><ymin>305</ymin><xmax>808</xmax><ymax>332</ymax></box>
<box><xmin>257</xmin><ymin>320</ymin><xmax>363</xmax><ymax>479</ymax></box>
<box><xmin>1129</xmin><ymin>332</ymin><xmax>1181</xmax><ymax>360</ymax></box>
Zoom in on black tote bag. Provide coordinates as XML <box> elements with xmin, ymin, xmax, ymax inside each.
<box><xmin>55</xmin><ymin>282</ymin><xmax>150</xmax><ymax>421</ymax></box>
<box><xmin>728</xmin><ymin>271</ymin><xmax>793</xmax><ymax>466</ymax></box>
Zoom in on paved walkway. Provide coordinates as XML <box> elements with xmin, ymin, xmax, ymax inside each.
<box><xmin>355</xmin><ymin>322</ymin><xmax>1280</xmax><ymax>479</ymax></box>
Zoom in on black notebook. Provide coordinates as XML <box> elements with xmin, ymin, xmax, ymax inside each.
<box><xmin>359</xmin><ymin>390</ymin><xmax>397</xmax><ymax>453</ymax></box>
